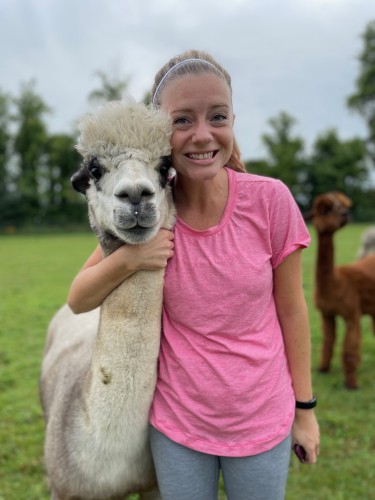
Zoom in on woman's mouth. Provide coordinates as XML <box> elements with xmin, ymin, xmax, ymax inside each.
<box><xmin>186</xmin><ymin>151</ymin><xmax>217</xmax><ymax>160</ymax></box>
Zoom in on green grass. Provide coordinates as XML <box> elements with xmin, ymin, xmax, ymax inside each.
<box><xmin>1</xmin><ymin>226</ymin><xmax>375</xmax><ymax>499</ymax></box>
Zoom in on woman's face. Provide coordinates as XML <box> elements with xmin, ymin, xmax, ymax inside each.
<box><xmin>159</xmin><ymin>72</ymin><xmax>234</xmax><ymax>183</ymax></box>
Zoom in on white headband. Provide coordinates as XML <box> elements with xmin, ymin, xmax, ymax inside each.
<box><xmin>152</xmin><ymin>58</ymin><xmax>220</xmax><ymax>105</ymax></box>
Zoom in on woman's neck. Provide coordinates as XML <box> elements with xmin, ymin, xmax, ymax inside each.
<box><xmin>173</xmin><ymin>167</ymin><xmax>229</xmax><ymax>230</ymax></box>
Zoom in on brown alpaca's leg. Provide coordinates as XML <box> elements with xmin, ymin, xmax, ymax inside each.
<box><xmin>342</xmin><ymin>318</ymin><xmax>361</xmax><ymax>389</ymax></box>
<box><xmin>319</xmin><ymin>314</ymin><xmax>336</xmax><ymax>372</ymax></box>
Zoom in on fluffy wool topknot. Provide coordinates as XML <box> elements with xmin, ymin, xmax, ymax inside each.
<box><xmin>76</xmin><ymin>96</ymin><xmax>172</xmax><ymax>160</ymax></box>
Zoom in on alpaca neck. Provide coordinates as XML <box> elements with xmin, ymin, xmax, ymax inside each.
<box><xmin>85</xmin><ymin>198</ymin><xmax>175</xmax><ymax>422</ymax></box>
<box><xmin>87</xmin><ymin>268</ymin><xmax>164</xmax><ymax>419</ymax></box>
<box><xmin>316</xmin><ymin>232</ymin><xmax>335</xmax><ymax>291</ymax></box>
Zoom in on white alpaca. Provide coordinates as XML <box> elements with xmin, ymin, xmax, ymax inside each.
<box><xmin>357</xmin><ymin>226</ymin><xmax>375</xmax><ymax>259</ymax></box>
<box><xmin>40</xmin><ymin>98</ymin><xmax>175</xmax><ymax>500</ymax></box>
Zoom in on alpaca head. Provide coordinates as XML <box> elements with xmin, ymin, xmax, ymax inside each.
<box><xmin>311</xmin><ymin>192</ymin><xmax>352</xmax><ymax>235</ymax></box>
<box><xmin>71</xmin><ymin>98</ymin><xmax>175</xmax><ymax>253</ymax></box>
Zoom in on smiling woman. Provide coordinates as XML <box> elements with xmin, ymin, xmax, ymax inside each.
<box><xmin>161</xmin><ymin>73</ymin><xmax>235</xmax><ymax>186</ymax></box>
<box><xmin>151</xmin><ymin>51</ymin><xmax>245</xmax><ymax>175</ymax></box>
<box><xmin>142</xmin><ymin>49</ymin><xmax>320</xmax><ymax>500</ymax></box>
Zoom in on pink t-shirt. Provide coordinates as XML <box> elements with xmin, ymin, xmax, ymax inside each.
<box><xmin>149</xmin><ymin>168</ymin><xmax>311</xmax><ymax>457</ymax></box>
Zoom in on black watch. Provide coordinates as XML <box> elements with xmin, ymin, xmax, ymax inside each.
<box><xmin>295</xmin><ymin>396</ymin><xmax>317</xmax><ymax>409</ymax></box>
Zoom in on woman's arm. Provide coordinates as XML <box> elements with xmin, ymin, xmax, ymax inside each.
<box><xmin>273</xmin><ymin>248</ymin><xmax>320</xmax><ymax>464</ymax></box>
<box><xmin>67</xmin><ymin>229</ymin><xmax>174</xmax><ymax>314</ymax></box>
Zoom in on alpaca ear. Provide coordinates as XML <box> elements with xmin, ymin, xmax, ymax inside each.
<box><xmin>158</xmin><ymin>155</ymin><xmax>173</xmax><ymax>188</ymax></box>
<box><xmin>71</xmin><ymin>165</ymin><xmax>90</xmax><ymax>194</ymax></box>
<box><xmin>336</xmin><ymin>192</ymin><xmax>352</xmax><ymax>208</ymax></box>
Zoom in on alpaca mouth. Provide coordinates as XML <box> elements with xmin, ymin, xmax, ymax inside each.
<box><xmin>114</xmin><ymin>217</ymin><xmax>158</xmax><ymax>231</ymax></box>
<box><xmin>340</xmin><ymin>213</ymin><xmax>350</xmax><ymax>227</ymax></box>
<box><xmin>115</xmin><ymin>224</ymin><xmax>157</xmax><ymax>244</ymax></box>
<box><xmin>340</xmin><ymin>219</ymin><xmax>348</xmax><ymax>227</ymax></box>
<box><xmin>113</xmin><ymin>212</ymin><xmax>159</xmax><ymax>243</ymax></box>
<box><xmin>113</xmin><ymin>206</ymin><xmax>159</xmax><ymax>229</ymax></box>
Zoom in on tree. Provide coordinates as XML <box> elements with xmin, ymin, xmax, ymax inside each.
<box><xmin>43</xmin><ymin>133</ymin><xmax>84</xmax><ymax>223</ymax></box>
<box><xmin>88</xmin><ymin>70</ymin><xmax>130</xmax><ymax>104</ymax></box>
<box><xmin>143</xmin><ymin>91</ymin><xmax>152</xmax><ymax>106</ymax></box>
<box><xmin>306</xmin><ymin>129</ymin><xmax>371</xmax><ymax>219</ymax></box>
<box><xmin>12</xmin><ymin>80</ymin><xmax>50</xmax><ymax>223</ymax></box>
<box><xmin>249</xmin><ymin>111</ymin><xmax>308</xmax><ymax>207</ymax></box>
<box><xmin>246</xmin><ymin>113</ymin><xmax>373</xmax><ymax>218</ymax></box>
<box><xmin>0</xmin><ymin>91</ymin><xmax>11</xmax><ymax>203</ymax></box>
<box><xmin>347</xmin><ymin>19</ymin><xmax>375</xmax><ymax>163</ymax></box>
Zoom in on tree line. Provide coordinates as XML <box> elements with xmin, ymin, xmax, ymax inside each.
<box><xmin>0</xmin><ymin>71</ymin><xmax>133</xmax><ymax>230</ymax></box>
<box><xmin>246</xmin><ymin>19</ymin><xmax>375</xmax><ymax>221</ymax></box>
<box><xmin>1</xmin><ymin>20</ymin><xmax>375</xmax><ymax>230</ymax></box>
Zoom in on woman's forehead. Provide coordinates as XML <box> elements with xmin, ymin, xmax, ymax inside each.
<box><xmin>160</xmin><ymin>73</ymin><xmax>232</xmax><ymax>109</ymax></box>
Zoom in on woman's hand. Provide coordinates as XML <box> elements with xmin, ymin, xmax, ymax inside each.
<box><xmin>125</xmin><ymin>229</ymin><xmax>175</xmax><ymax>272</ymax></box>
<box><xmin>68</xmin><ymin>229</ymin><xmax>174</xmax><ymax>313</ymax></box>
<box><xmin>292</xmin><ymin>409</ymin><xmax>320</xmax><ymax>464</ymax></box>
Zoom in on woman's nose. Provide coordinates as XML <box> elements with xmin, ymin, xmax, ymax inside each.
<box><xmin>192</xmin><ymin>121</ymin><xmax>213</xmax><ymax>143</ymax></box>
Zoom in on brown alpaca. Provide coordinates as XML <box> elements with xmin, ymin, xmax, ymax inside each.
<box><xmin>311</xmin><ymin>192</ymin><xmax>375</xmax><ymax>389</ymax></box>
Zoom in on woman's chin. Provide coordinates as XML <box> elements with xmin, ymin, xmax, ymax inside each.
<box><xmin>177</xmin><ymin>162</ymin><xmax>225</xmax><ymax>182</ymax></box>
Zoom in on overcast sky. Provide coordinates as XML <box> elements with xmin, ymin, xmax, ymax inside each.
<box><xmin>1</xmin><ymin>0</ymin><xmax>374</xmax><ymax>160</ymax></box>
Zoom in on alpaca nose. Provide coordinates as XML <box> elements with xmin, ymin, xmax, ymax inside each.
<box><xmin>114</xmin><ymin>180</ymin><xmax>155</xmax><ymax>205</ymax></box>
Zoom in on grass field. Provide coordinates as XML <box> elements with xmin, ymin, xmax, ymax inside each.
<box><xmin>0</xmin><ymin>226</ymin><xmax>375</xmax><ymax>499</ymax></box>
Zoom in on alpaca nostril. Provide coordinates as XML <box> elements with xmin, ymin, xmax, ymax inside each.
<box><xmin>115</xmin><ymin>188</ymin><xmax>155</xmax><ymax>204</ymax></box>
<box><xmin>115</xmin><ymin>192</ymin><xmax>129</xmax><ymax>200</ymax></box>
<box><xmin>140</xmin><ymin>188</ymin><xmax>155</xmax><ymax>197</ymax></box>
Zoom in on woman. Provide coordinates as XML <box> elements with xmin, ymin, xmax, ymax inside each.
<box><xmin>68</xmin><ymin>49</ymin><xmax>319</xmax><ymax>500</ymax></box>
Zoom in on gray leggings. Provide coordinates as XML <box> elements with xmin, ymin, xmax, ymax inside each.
<box><xmin>149</xmin><ymin>426</ymin><xmax>291</xmax><ymax>500</ymax></box>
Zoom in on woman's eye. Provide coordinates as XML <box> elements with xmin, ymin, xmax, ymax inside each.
<box><xmin>173</xmin><ymin>117</ymin><xmax>190</xmax><ymax>126</ymax></box>
<box><xmin>212</xmin><ymin>113</ymin><xmax>227</xmax><ymax>122</ymax></box>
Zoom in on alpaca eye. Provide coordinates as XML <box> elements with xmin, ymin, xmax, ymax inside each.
<box><xmin>88</xmin><ymin>157</ymin><xmax>103</xmax><ymax>181</ymax></box>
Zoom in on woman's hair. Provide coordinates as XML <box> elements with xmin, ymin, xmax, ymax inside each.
<box><xmin>151</xmin><ymin>49</ymin><xmax>245</xmax><ymax>173</ymax></box>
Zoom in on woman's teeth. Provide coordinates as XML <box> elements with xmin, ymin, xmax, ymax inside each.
<box><xmin>188</xmin><ymin>152</ymin><xmax>214</xmax><ymax>160</ymax></box>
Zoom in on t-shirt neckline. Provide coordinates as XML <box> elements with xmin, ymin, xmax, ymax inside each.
<box><xmin>175</xmin><ymin>167</ymin><xmax>237</xmax><ymax>236</ymax></box>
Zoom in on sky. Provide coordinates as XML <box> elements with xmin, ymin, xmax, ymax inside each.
<box><xmin>0</xmin><ymin>0</ymin><xmax>374</xmax><ymax>161</ymax></box>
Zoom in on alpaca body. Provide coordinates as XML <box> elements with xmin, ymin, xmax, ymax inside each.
<box><xmin>312</xmin><ymin>192</ymin><xmax>375</xmax><ymax>389</ymax></box>
<box><xmin>357</xmin><ymin>226</ymin><xmax>375</xmax><ymax>259</ymax></box>
<box><xmin>40</xmin><ymin>99</ymin><xmax>174</xmax><ymax>499</ymax></box>
<box><xmin>316</xmin><ymin>237</ymin><xmax>375</xmax><ymax>317</ymax></box>
<box><xmin>41</xmin><ymin>270</ymin><xmax>163</xmax><ymax>498</ymax></box>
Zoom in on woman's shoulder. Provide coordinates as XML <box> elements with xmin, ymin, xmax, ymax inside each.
<box><xmin>232</xmin><ymin>169</ymin><xmax>281</xmax><ymax>184</ymax></box>
<box><xmin>230</xmin><ymin>169</ymin><xmax>287</xmax><ymax>197</ymax></box>
<box><xmin>228</xmin><ymin>170</ymin><xmax>301</xmax><ymax>222</ymax></box>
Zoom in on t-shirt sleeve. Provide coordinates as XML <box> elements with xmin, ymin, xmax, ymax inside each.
<box><xmin>269</xmin><ymin>180</ymin><xmax>311</xmax><ymax>268</ymax></box>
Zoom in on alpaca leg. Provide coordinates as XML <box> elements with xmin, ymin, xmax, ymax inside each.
<box><xmin>342</xmin><ymin>319</ymin><xmax>361</xmax><ymax>389</ymax></box>
<box><xmin>319</xmin><ymin>314</ymin><xmax>336</xmax><ymax>372</ymax></box>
